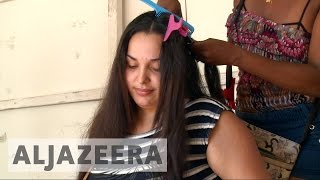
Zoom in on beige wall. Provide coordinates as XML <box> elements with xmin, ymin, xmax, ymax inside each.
<box><xmin>0</xmin><ymin>0</ymin><xmax>110</xmax><ymax>179</ymax></box>
<box><xmin>0</xmin><ymin>0</ymin><xmax>109</xmax><ymax>100</ymax></box>
<box><xmin>0</xmin><ymin>0</ymin><xmax>234</xmax><ymax>179</ymax></box>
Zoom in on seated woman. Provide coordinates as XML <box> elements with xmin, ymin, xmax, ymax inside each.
<box><xmin>80</xmin><ymin>11</ymin><xmax>270</xmax><ymax>179</ymax></box>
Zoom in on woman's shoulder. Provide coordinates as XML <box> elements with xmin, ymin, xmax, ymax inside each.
<box><xmin>185</xmin><ymin>97</ymin><xmax>230</xmax><ymax>112</ymax></box>
<box><xmin>185</xmin><ymin>97</ymin><xmax>230</xmax><ymax>123</ymax></box>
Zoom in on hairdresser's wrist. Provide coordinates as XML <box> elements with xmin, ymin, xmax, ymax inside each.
<box><xmin>231</xmin><ymin>45</ymin><xmax>245</xmax><ymax>67</ymax></box>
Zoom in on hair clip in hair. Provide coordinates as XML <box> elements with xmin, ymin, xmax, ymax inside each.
<box><xmin>140</xmin><ymin>0</ymin><xmax>194</xmax><ymax>37</ymax></box>
<box><xmin>164</xmin><ymin>14</ymin><xmax>188</xmax><ymax>41</ymax></box>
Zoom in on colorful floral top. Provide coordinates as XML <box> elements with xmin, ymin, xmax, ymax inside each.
<box><xmin>226</xmin><ymin>4</ymin><xmax>313</xmax><ymax>112</ymax></box>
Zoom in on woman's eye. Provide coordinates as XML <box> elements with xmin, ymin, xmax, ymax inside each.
<box><xmin>151</xmin><ymin>66</ymin><xmax>160</xmax><ymax>72</ymax></box>
<box><xmin>151</xmin><ymin>63</ymin><xmax>160</xmax><ymax>72</ymax></box>
<box><xmin>127</xmin><ymin>64</ymin><xmax>137</xmax><ymax>69</ymax></box>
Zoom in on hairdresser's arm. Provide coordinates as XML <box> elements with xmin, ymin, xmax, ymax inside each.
<box><xmin>157</xmin><ymin>0</ymin><xmax>182</xmax><ymax>17</ymax></box>
<box><xmin>192</xmin><ymin>11</ymin><xmax>320</xmax><ymax>97</ymax></box>
<box><xmin>206</xmin><ymin>111</ymin><xmax>270</xmax><ymax>179</ymax></box>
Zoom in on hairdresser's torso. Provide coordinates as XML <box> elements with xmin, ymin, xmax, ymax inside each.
<box><xmin>229</xmin><ymin>0</ymin><xmax>320</xmax><ymax>112</ymax></box>
<box><xmin>235</xmin><ymin>0</ymin><xmax>319</xmax><ymax>32</ymax></box>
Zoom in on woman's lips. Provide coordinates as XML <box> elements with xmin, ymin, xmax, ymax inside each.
<box><xmin>134</xmin><ymin>88</ymin><xmax>153</xmax><ymax>96</ymax></box>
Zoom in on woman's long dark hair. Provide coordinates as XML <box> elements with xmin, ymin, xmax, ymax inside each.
<box><xmin>82</xmin><ymin>11</ymin><xmax>224</xmax><ymax>179</ymax></box>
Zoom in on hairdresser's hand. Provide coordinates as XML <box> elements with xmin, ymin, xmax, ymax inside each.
<box><xmin>191</xmin><ymin>38</ymin><xmax>244</xmax><ymax>66</ymax></box>
<box><xmin>157</xmin><ymin>0</ymin><xmax>182</xmax><ymax>17</ymax></box>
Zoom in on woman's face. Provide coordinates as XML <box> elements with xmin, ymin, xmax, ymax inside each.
<box><xmin>126</xmin><ymin>32</ymin><xmax>162</xmax><ymax>112</ymax></box>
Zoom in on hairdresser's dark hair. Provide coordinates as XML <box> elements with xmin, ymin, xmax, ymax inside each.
<box><xmin>82</xmin><ymin>11</ymin><xmax>224</xmax><ymax>179</ymax></box>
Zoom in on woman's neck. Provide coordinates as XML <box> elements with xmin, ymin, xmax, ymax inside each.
<box><xmin>131</xmin><ymin>108</ymin><xmax>156</xmax><ymax>135</ymax></box>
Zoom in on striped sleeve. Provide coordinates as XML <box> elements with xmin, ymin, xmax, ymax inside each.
<box><xmin>185</xmin><ymin>97</ymin><xmax>229</xmax><ymax>146</ymax></box>
<box><xmin>183</xmin><ymin>97</ymin><xmax>227</xmax><ymax>179</ymax></box>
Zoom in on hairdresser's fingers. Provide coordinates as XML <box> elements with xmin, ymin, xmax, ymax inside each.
<box><xmin>191</xmin><ymin>40</ymin><xmax>210</xmax><ymax>63</ymax></box>
<box><xmin>192</xmin><ymin>38</ymin><xmax>241</xmax><ymax>65</ymax></box>
<box><xmin>157</xmin><ymin>0</ymin><xmax>182</xmax><ymax>17</ymax></box>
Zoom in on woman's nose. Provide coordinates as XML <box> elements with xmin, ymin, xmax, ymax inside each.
<box><xmin>137</xmin><ymin>67</ymin><xmax>150</xmax><ymax>84</ymax></box>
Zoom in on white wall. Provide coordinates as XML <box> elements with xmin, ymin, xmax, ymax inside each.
<box><xmin>0</xmin><ymin>101</ymin><xmax>98</xmax><ymax>179</ymax></box>
<box><xmin>0</xmin><ymin>0</ymin><xmax>110</xmax><ymax>179</ymax></box>
<box><xmin>0</xmin><ymin>0</ymin><xmax>234</xmax><ymax>179</ymax></box>
<box><xmin>0</xmin><ymin>0</ymin><xmax>109</xmax><ymax>100</ymax></box>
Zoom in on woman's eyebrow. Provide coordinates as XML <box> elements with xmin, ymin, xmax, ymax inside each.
<box><xmin>126</xmin><ymin>54</ymin><xmax>137</xmax><ymax>61</ymax></box>
<box><xmin>127</xmin><ymin>54</ymin><xmax>160</xmax><ymax>61</ymax></box>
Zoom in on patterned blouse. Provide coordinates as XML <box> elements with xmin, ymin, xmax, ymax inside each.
<box><xmin>226</xmin><ymin>1</ymin><xmax>313</xmax><ymax>112</ymax></box>
<box><xmin>88</xmin><ymin>97</ymin><xmax>228</xmax><ymax>179</ymax></box>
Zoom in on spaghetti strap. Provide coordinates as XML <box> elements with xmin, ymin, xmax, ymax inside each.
<box><xmin>283</xmin><ymin>22</ymin><xmax>310</xmax><ymax>34</ymax></box>
<box><xmin>236</xmin><ymin>0</ymin><xmax>246</xmax><ymax>11</ymax></box>
<box><xmin>233</xmin><ymin>0</ymin><xmax>246</xmax><ymax>27</ymax></box>
<box><xmin>243</xmin><ymin>0</ymin><xmax>247</xmax><ymax>11</ymax></box>
<box><xmin>298</xmin><ymin>0</ymin><xmax>312</xmax><ymax>30</ymax></box>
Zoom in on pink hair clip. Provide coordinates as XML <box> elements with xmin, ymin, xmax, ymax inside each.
<box><xmin>163</xmin><ymin>14</ymin><xmax>188</xmax><ymax>42</ymax></box>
